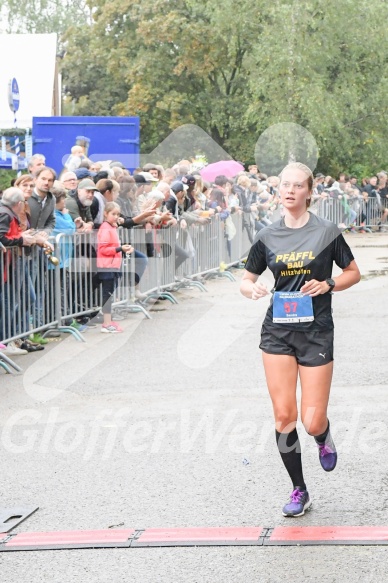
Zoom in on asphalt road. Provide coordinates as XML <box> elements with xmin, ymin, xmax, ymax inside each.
<box><xmin>0</xmin><ymin>232</ymin><xmax>387</xmax><ymax>582</ymax></box>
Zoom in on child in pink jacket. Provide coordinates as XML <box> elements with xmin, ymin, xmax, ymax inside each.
<box><xmin>97</xmin><ymin>202</ymin><xmax>133</xmax><ymax>333</ymax></box>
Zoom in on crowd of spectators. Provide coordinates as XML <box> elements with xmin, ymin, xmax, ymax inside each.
<box><xmin>312</xmin><ymin>172</ymin><xmax>388</xmax><ymax>232</ymax></box>
<box><xmin>1</xmin><ymin>152</ymin><xmax>387</xmax><ymax>358</ymax></box>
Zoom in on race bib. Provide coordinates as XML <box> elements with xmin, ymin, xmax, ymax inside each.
<box><xmin>272</xmin><ymin>291</ymin><xmax>314</xmax><ymax>323</ymax></box>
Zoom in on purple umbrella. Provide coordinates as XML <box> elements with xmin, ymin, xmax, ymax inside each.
<box><xmin>200</xmin><ymin>160</ymin><xmax>244</xmax><ymax>183</ymax></box>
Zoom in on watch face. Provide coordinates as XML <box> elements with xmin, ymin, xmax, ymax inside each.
<box><xmin>326</xmin><ymin>278</ymin><xmax>335</xmax><ymax>287</ymax></box>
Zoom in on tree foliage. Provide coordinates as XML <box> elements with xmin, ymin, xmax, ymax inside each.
<box><xmin>0</xmin><ymin>0</ymin><xmax>90</xmax><ymax>34</ymax></box>
<box><xmin>3</xmin><ymin>0</ymin><xmax>388</xmax><ymax>174</ymax></box>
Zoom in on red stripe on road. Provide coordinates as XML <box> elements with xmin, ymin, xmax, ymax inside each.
<box><xmin>270</xmin><ymin>526</ymin><xmax>388</xmax><ymax>542</ymax></box>
<box><xmin>5</xmin><ymin>529</ymin><xmax>135</xmax><ymax>547</ymax></box>
<box><xmin>136</xmin><ymin>527</ymin><xmax>262</xmax><ymax>543</ymax></box>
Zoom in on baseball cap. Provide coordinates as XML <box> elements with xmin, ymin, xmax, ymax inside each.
<box><xmin>182</xmin><ymin>174</ymin><xmax>196</xmax><ymax>187</ymax></box>
<box><xmin>78</xmin><ymin>178</ymin><xmax>99</xmax><ymax>191</ymax></box>
<box><xmin>134</xmin><ymin>174</ymin><xmax>146</xmax><ymax>184</ymax></box>
<box><xmin>171</xmin><ymin>181</ymin><xmax>189</xmax><ymax>194</ymax></box>
<box><xmin>74</xmin><ymin>168</ymin><xmax>94</xmax><ymax>180</ymax></box>
<box><xmin>139</xmin><ymin>171</ymin><xmax>159</xmax><ymax>183</ymax></box>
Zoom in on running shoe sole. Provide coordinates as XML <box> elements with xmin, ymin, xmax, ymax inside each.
<box><xmin>282</xmin><ymin>499</ymin><xmax>312</xmax><ymax>517</ymax></box>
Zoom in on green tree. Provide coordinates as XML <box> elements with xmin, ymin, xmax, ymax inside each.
<box><xmin>62</xmin><ymin>0</ymin><xmax>262</xmax><ymax>158</ymax></box>
<box><xmin>37</xmin><ymin>0</ymin><xmax>388</xmax><ymax>173</ymax></box>
<box><xmin>247</xmin><ymin>0</ymin><xmax>388</xmax><ymax>174</ymax></box>
<box><xmin>0</xmin><ymin>0</ymin><xmax>90</xmax><ymax>34</ymax></box>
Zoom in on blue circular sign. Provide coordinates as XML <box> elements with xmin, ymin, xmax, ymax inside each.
<box><xmin>8</xmin><ymin>78</ymin><xmax>20</xmax><ymax>113</ymax></box>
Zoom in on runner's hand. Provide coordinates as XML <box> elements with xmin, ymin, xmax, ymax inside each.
<box><xmin>301</xmin><ymin>279</ymin><xmax>329</xmax><ymax>296</ymax></box>
<box><xmin>251</xmin><ymin>281</ymin><xmax>269</xmax><ymax>300</ymax></box>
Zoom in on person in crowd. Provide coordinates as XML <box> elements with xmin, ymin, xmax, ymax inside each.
<box><xmin>49</xmin><ymin>187</ymin><xmax>87</xmax><ymax>332</ymax></box>
<box><xmin>94</xmin><ymin>174</ymin><xmax>155</xmax><ymax>298</ymax></box>
<box><xmin>78</xmin><ymin>158</ymin><xmax>93</xmax><ymax>169</ymax></box>
<box><xmin>12</xmin><ymin>175</ymin><xmax>43</xmax><ymax>346</ymax></box>
<box><xmin>28</xmin><ymin>167</ymin><xmax>56</xmax><ymax>234</ymax></box>
<box><xmin>359</xmin><ymin>175</ymin><xmax>378</xmax><ymax>231</ymax></box>
<box><xmin>155</xmin><ymin>165</ymin><xmax>165</xmax><ymax>179</ymax></box>
<box><xmin>208</xmin><ymin>188</ymin><xmax>230</xmax><ymax>219</ymax></box>
<box><xmin>374</xmin><ymin>172</ymin><xmax>388</xmax><ymax>230</ymax></box>
<box><xmin>52</xmin><ymin>187</ymin><xmax>77</xmax><ymax>246</ymax></box>
<box><xmin>240</xmin><ymin>161</ymin><xmax>360</xmax><ymax>518</ymax></box>
<box><xmin>324</xmin><ymin>178</ymin><xmax>343</xmax><ymax>198</ymax></box>
<box><xmin>209</xmin><ymin>187</ymin><xmax>233</xmax><ymax>250</ymax></box>
<box><xmin>141</xmin><ymin>189</ymin><xmax>174</xmax><ymax>227</ymax></box>
<box><xmin>65</xmin><ymin>179</ymin><xmax>100</xmax><ymax>324</ymax></box>
<box><xmin>253</xmin><ymin>182</ymin><xmax>276</xmax><ymax>234</ymax></box>
<box><xmin>27</xmin><ymin>166</ymin><xmax>58</xmax><ymax>343</ymax></box>
<box><xmin>65</xmin><ymin>179</ymin><xmax>96</xmax><ymax>231</ymax></box>
<box><xmin>59</xmin><ymin>171</ymin><xmax>78</xmax><ymax>193</ymax></box>
<box><xmin>28</xmin><ymin>154</ymin><xmax>46</xmax><ymax>177</ymax></box>
<box><xmin>143</xmin><ymin>164</ymin><xmax>162</xmax><ymax>181</ymax></box>
<box><xmin>64</xmin><ymin>145</ymin><xmax>85</xmax><ymax>171</ymax></box>
<box><xmin>93</xmin><ymin>170</ymin><xmax>111</xmax><ymax>183</ymax></box>
<box><xmin>135</xmin><ymin>172</ymin><xmax>158</xmax><ymax>208</ymax></box>
<box><xmin>92</xmin><ymin>179</ymin><xmax>120</xmax><ymax>228</ymax></box>
<box><xmin>0</xmin><ymin>188</ymin><xmax>44</xmax><ymax>354</ymax></box>
<box><xmin>349</xmin><ymin>175</ymin><xmax>362</xmax><ymax>193</ymax></box>
<box><xmin>192</xmin><ymin>175</ymin><xmax>207</xmax><ymax>210</ymax></box>
<box><xmin>139</xmin><ymin>171</ymin><xmax>159</xmax><ymax>185</ymax></box>
<box><xmin>337</xmin><ymin>182</ymin><xmax>360</xmax><ymax>229</ymax></box>
<box><xmin>14</xmin><ymin>175</ymin><xmax>34</xmax><ymax>231</ymax></box>
<box><xmin>97</xmin><ymin>201</ymin><xmax>133</xmax><ymax>333</ymax></box>
<box><xmin>267</xmin><ymin>175</ymin><xmax>280</xmax><ymax>191</ymax></box>
<box><xmin>175</xmin><ymin>161</ymin><xmax>191</xmax><ymax>178</ymax></box>
<box><xmin>74</xmin><ymin>167</ymin><xmax>95</xmax><ymax>181</ymax></box>
<box><xmin>90</xmin><ymin>162</ymin><xmax>103</xmax><ymax>173</ymax></box>
<box><xmin>116</xmin><ymin>176</ymin><xmax>136</xmax><ymax>217</ymax></box>
<box><xmin>163</xmin><ymin>168</ymin><xmax>177</xmax><ymax>185</ymax></box>
<box><xmin>362</xmin><ymin>175</ymin><xmax>377</xmax><ymax>196</ymax></box>
<box><xmin>165</xmin><ymin>181</ymin><xmax>193</xmax><ymax>271</ymax></box>
<box><xmin>338</xmin><ymin>172</ymin><xmax>349</xmax><ymax>183</ymax></box>
<box><xmin>235</xmin><ymin>174</ymin><xmax>257</xmax><ymax>243</ymax></box>
<box><xmin>314</xmin><ymin>174</ymin><xmax>325</xmax><ymax>194</ymax></box>
<box><xmin>110</xmin><ymin>178</ymin><xmax>156</xmax><ymax>300</ymax></box>
<box><xmin>116</xmin><ymin>177</ymin><xmax>157</xmax><ymax>227</ymax></box>
<box><xmin>181</xmin><ymin>175</ymin><xmax>197</xmax><ymax>208</ymax></box>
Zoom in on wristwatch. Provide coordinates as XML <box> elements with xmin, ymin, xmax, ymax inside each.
<box><xmin>325</xmin><ymin>278</ymin><xmax>336</xmax><ymax>292</ymax></box>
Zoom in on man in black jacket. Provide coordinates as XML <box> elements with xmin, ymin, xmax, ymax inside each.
<box><xmin>28</xmin><ymin>167</ymin><xmax>56</xmax><ymax>234</ymax></box>
<box><xmin>27</xmin><ymin>167</ymin><xmax>58</xmax><ymax>342</ymax></box>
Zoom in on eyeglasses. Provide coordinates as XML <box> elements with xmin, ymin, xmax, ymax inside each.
<box><xmin>64</xmin><ymin>178</ymin><xmax>77</xmax><ymax>183</ymax></box>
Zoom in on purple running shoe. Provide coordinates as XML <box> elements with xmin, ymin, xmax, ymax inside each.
<box><xmin>315</xmin><ymin>431</ymin><xmax>337</xmax><ymax>472</ymax></box>
<box><xmin>282</xmin><ymin>487</ymin><xmax>312</xmax><ymax>517</ymax></box>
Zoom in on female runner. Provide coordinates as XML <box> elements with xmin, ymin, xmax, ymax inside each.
<box><xmin>240</xmin><ymin>162</ymin><xmax>360</xmax><ymax>517</ymax></box>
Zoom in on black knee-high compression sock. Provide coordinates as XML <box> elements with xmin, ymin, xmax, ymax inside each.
<box><xmin>313</xmin><ymin>420</ymin><xmax>330</xmax><ymax>444</ymax></box>
<box><xmin>275</xmin><ymin>428</ymin><xmax>306</xmax><ymax>491</ymax></box>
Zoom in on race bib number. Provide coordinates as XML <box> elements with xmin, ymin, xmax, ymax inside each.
<box><xmin>272</xmin><ymin>291</ymin><xmax>314</xmax><ymax>323</ymax></box>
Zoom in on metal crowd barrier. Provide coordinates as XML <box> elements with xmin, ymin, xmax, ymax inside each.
<box><xmin>0</xmin><ymin>242</ymin><xmax>59</xmax><ymax>351</ymax></box>
<box><xmin>2</xmin><ymin>194</ymin><xmax>386</xmax><ymax>373</ymax></box>
<box><xmin>0</xmin><ymin>216</ymin><xmax>253</xmax><ymax>372</ymax></box>
<box><xmin>310</xmin><ymin>196</ymin><xmax>388</xmax><ymax>230</ymax></box>
<box><xmin>0</xmin><ymin>241</ymin><xmax>60</xmax><ymax>373</ymax></box>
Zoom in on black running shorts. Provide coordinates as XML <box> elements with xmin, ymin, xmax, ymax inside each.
<box><xmin>259</xmin><ymin>324</ymin><xmax>334</xmax><ymax>367</ymax></box>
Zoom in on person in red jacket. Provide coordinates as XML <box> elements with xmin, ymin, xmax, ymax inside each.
<box><xmin>97</xmin><ymin>202</ymin><xmax>133</xmax><ymax>333</ymax></box>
